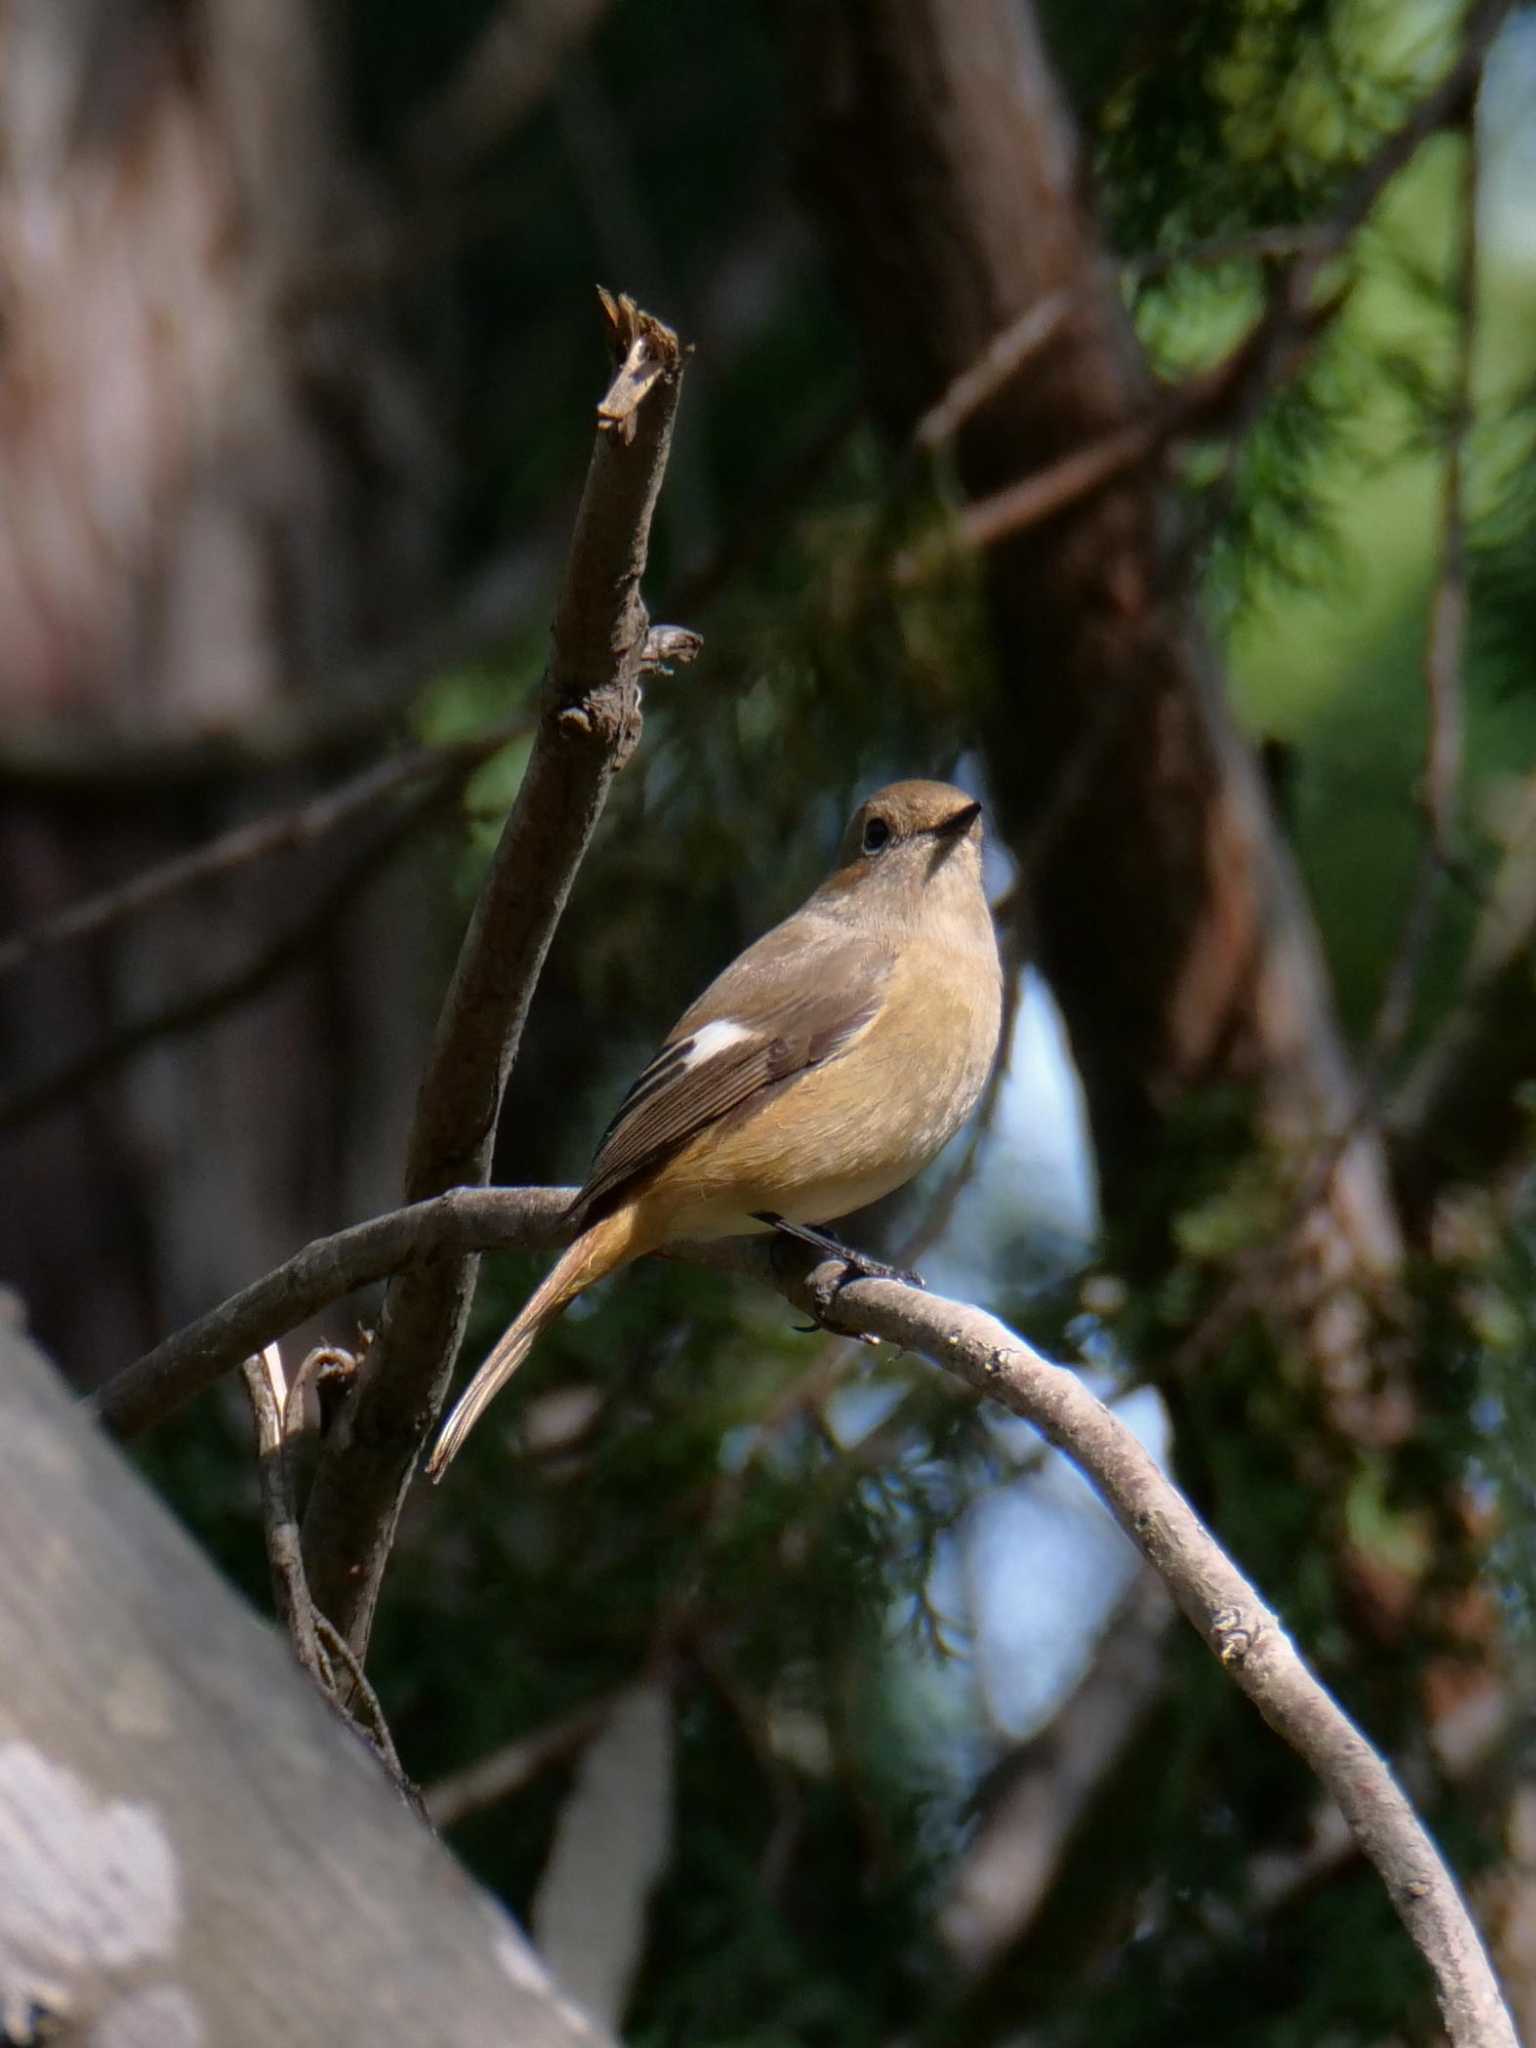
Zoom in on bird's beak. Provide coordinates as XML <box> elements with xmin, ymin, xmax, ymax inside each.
<box><xmin>932</xmin><ymin>800</ymin><xmax>982</xmax><ymax>840</ymax></box>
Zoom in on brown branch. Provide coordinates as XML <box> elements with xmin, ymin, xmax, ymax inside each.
<box><xmin>915</xmin><ymin>293</ymin><xmax>1072</xmax><ymax>450</ymax></box>
<box><xmin>299</xmin><ymin>293</ymin><xmax>688</xmax><ymax>1662</ymax></box>
<box><xmin>0</xmin><ymin>780</ymin><xmax>457</xmax><ymax>1135</ymax></box>
<box><xmin>1306</xmin><ymin>0</ymin><xmax>1511</xmax><ymax>266</ymax></box>
<box><xmin>775</xmin><ymin>1259</ymin><xmax>1517</xmax><ymax>2048</ymax></box>
<box><xmin>0</xmin><ymin>548</ymin><xmax>555</xmax><ymax>792</ymax></box>
<box><xmin>92</xmin><ymin>1185</ymin><xmax>575</xmax><ymax>1441</ymax></box>
<box><xmin>425</xmin><ymin>1695</ymin><xmax>620</xmax><ymax>1831</ymax></box>
<box><xmin>897</xmin><ymin>0</ymin><xmax>1508</xmax><ymax>587</ymax></box>
<box><xmin>240</xmin><ymin>1344</ymin><xmax>329</xmax><ymax>1688</ymax></box>
<box><xmin>239</xmin><ymin>1342</ymin><xmax>416</xmax><ymax>1793</ymax></box>
<box><xmin>0</xmin><ymin>723</ymin><xmax>523</xmax><ymax>980</ymax></box>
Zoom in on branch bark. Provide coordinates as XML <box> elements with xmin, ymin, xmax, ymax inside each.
<box><xmin>299</xmin><ymin>293</ymin><xmax>687</xmax><ymax>1661</ymax></box>
<box><xmin>780</xmin><ymin>1258</ymin><xmax>1516</xmax><ymax>2048</ymax></box>
<box><xmin>93</xmin><ymin>1185</ymin><xmax>574</xmax><ymax>1441</ymax></box>
<box><xmin>0</xmin><ymin>722</ymin><xmax>524</xmax><ymax>981</ymax></box>
<box><xmin>0</xmin><ymin>1313</ymin><xmax>613</xmax><ymax>2048</ymax></box>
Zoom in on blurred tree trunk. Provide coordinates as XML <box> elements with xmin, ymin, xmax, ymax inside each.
<box><xmin>784</xmin><ymin>0</ymin><xmax>1536</xmax><ymax>2020</ymax></box>
<box><xmin>783</xmin><ymin>0</ymin><xmax>1402</xmax><ymax>1314</ymax></box>
<box><xmin>0</xmin><ymin>0</ymin><xmax>441</xmax><ymax>1381</ymax></box>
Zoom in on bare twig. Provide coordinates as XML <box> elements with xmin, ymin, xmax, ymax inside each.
<box><xmin>92</xmin><ymin>1185</ymin><xmax>575</xmax><ymax>1441</ymax></box>
<box><xmin>0</xmin><ymin>776</ymin><xmax>460</xmax><ymax>1136</ymax></box>
<box><xmin>0</xmin><ymin>722</ymin><xmax>524</xmax><ymax>980</ymax></box>
<box><xmin>240</xmin><ymin>1344</ymin><xmax>328</xmax><ymax>1687</ymax></box>
<box><xmin>778</xmin><ymin>1260</ymin><xmax>1517</xmax><ymax>2048</ymax></box>
<box><xmin>0</xmin><ymin>548</ymin><xmax>555</xmax><ymax>792</ymax></box>
<box><xmin>299</xmin><ymin>293</ymin><xmax>688</xmax><ymax>1661</ymax></box>
<box><xmin>898</xmin><ymin>0</ymin><xmax>1510</xmax><ymax>577</ymax></box>
<box><xmin>915</xmin><ymin>293</ymin><xmax>1072</xmax><ymax>449</ymax></box>
<box><xmin>239</xmin><ymin>1342</ymin><xmax>417</xmax><ymax>1797</ymax></box>
<box><xmin>309</xmin><ymin>1614</ymin><xmax>415</xmax><ymax>1797</ymax></box>
<box><xmin>0</xmin><ymin>780</ymin><xmax>459</xmax><ymax>1136</ymax></box>
<box><xmin>425</xmin><ymin>1694</ymin><xmax>620</xmax><ymax>1831</ymax></box>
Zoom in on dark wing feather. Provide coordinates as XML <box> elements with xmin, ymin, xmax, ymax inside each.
<box><xmin>571</xmin><ymin>932</ymin><xmax>891</xmax><ymax>1225</ymax></box>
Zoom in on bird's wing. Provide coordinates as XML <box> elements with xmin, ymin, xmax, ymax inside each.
<box><xmin>572</xmin><ymin>925</ymin><xmax>891</xmax><ymax>1225</ymax></box>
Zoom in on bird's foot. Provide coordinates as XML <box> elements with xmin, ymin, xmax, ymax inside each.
<box><xmin>754</xmin><ymin>1213</ymin><xmax>926</xmax><ymax>1293</ymax></box>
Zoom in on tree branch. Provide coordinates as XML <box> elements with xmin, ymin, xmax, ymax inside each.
<box><xmin>93</xmin><ymin>1185</ymin><xmax>574</xmax><ymax>1441</ymax></box>
<box><xmin>0</xmin><ymin>722</ymin><xmax>524</xmax><ymax>981</ymax></box>
<box><xmin>299</xmin><ymin>293</ymin><xmax>688</xmax><ymax>1661</ymax></box>
<box><xmin>776</xmin><ymin>1257</ymin><xmax>1517</xmax><ymax>2048</ymax></box>
<box><xmin>82</xmin><ymin>1187</ymin><xmax>1523</xmax><ymax>2039</ymax></box>
<box><xmin>240</xmin><ymin>1344</ymin><xmax>329</xmax><ymax>1689</ymax></box>
<box><xmin>0</xmin><ymin>780</ymin><xmax>460</xmax><ymax>1136</ymax></box>
<box><xmin>425</xmin><ymin>1695</ymin><xmax>621</xmax><ymax>1832</ymax></box>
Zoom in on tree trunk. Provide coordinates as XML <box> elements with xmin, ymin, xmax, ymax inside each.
<box><xmin>784</xmin><ymin>0</ymin><xmax>1400</xmax><ymax>1291</ymax></box>
<box><xmin>0</xmin><ymin>0</ymin><xmax>441</xmax><ymax>1383</ymax></box>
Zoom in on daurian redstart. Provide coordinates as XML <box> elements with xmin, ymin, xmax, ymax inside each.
<box><xmin>427</xmin><ymin>779</ymin><xmax>1002</xmax><ymax>1479</ymax></box>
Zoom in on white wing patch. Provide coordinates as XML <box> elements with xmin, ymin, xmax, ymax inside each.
<box><xmin>681</xmin><ymin>1019</ymin><xmax>754</xmax><ymax>1064</ymax></box>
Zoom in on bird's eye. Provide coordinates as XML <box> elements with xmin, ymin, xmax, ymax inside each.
<box><xmin>862</xmin><ymin>817</ymin><xmax>891</xmax><ymax>855</ymax></box>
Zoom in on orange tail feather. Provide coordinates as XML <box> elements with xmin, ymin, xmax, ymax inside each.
<box><xmin>426</xmin><ymin>1206</ymin><xmax>646</xmax><ymax>1481</ymax></box>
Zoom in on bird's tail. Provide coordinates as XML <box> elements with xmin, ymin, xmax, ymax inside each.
<box><xmin>426</xmin><ymin>1206</ymin><xmax>645</xmax><ymax>1481</ymax></box>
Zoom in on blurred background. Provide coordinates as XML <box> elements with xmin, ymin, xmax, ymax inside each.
<box><xmin>3</xmin><ymin>0</ymin><xmax>1536</xmax><ymax>2039</ymax></box>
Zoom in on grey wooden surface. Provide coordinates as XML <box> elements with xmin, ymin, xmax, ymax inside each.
<box><xmin>0</xmin><ymin>1305</ymin><xmax>612</xmax><ymax>2047</ymax></box>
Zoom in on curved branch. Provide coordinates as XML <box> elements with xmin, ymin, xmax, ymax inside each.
<box><xmin>92</xmin><ymin>1186</ymin><xmax>575</xmax><ymax>1441</ymax></box>
<box><xmin>779</xmin><ymin>1258</ymin><xmax>1515</xmax><ymax>2048</ymax></box>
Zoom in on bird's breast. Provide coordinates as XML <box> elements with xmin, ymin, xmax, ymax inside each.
<box><xmin>655</xmin><ymin>926</ymin><xmax>1002</xmax><ymax>1239</ymax></box>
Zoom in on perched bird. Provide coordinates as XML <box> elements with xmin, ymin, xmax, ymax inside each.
<box><xmin>427</xmin><ymin>779</ymin><xmax>1003</xmax><ymax>1479</ymax></box>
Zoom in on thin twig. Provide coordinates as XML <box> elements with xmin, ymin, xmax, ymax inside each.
<box><xmin>915</xmin><ymin>293</ymin><xmax>1072</xmax><ymax>449</ymax></box>
<box><xmin>425</xmin><ymin>1695</ymin><xmax>620</xmax><ymax>1831</ymax></box>
<box><xmin>897</xmin><ymin>0</ymin><xmax>1510</xmax><ymax>577</ymax></box>
<box><xmin>91</xmin><ymin>1185</ymin><xmax>575</xmax><ymax>1441</ymax></box>
<box><xmin>0</xmin><ymin>547</ymin><xmax>556</xmax><ymax>792</ymax></box>
<box><xmin>310</xmin><ymin>1615</ymin><xmax>417</xmax><ymax>1802</ymax></box>
<box><xmin>239</xmin><ymin>1340</ymin><xmax>418</xmax><ymax>1795</ymax></box>
<box><xmin>299</xmin><ymin>293</ymin><xmax>689</xmax><ymax>1662</ymax></box>
<box><xmin>0</xmin><ymin>777</ymin><xmax>457</xmax><ymax>1135</ymax></box>
<box><xmin>0</xmin><ymin>722</ymin><xmax>524</xmax><ymax>980</ymax></box>
<box><xmin>240</xmin><ymin>1344</ymin><xmax>328</xmax><ymax>1686</ymax></box>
